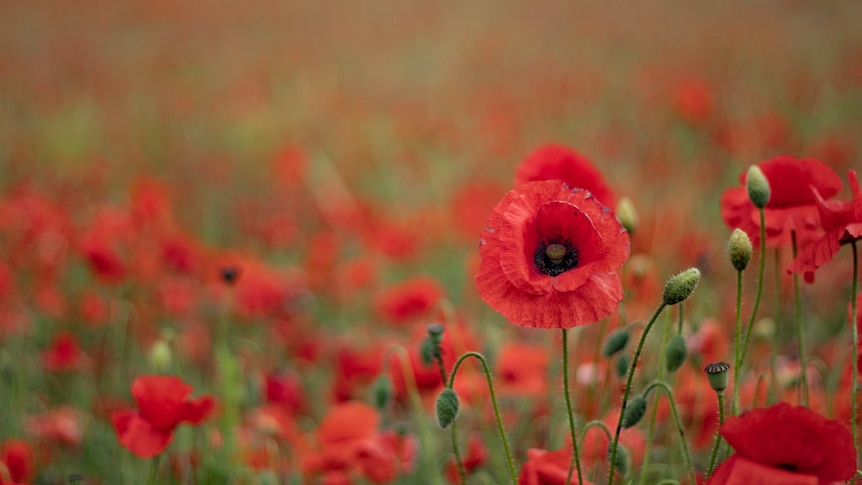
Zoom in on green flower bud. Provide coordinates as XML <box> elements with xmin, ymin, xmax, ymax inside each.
<box><xmin>608</xmin><ymin>443</ymin><xmax>630</xmax><ymax>477</ymax></box>
<box><xmin>420</xmin><ymin>338</ymin><xmax>437</xmax><ymax>367</ymax></box>
<box><xmin>704</xmin><ymin>361</ymin><xmax>731</xmax><ymax>393</ymax></box>
<box><xmin>746</xmin><ymin>165</ymin><xmax>771</xmax><ymax>209</ymax></box>
<box><xmin>615</xmin><ymin>354</ymin><xmax>630</xmax><ymax>378</ymax></box>
<box><xmin>436</xmin><ymin>388</ymin><xmax>459</xmax><ymax>428</ymax></box>
<box><xmin>728</xmin><ymin>228</ymin><xmax>753</xmax><ymax>271</ymax></box>
<box><xmin>616</xmin><ymin>197</ymin><xmax>638</xmax><ymax>235</ymax></box>
<box><xmin>371</xmin><ymin>374</ymin><xmax>393</xmax><ymax>410</ymax></box>
<box><xmin>665</xmin><ymin>334</ymin><xmax>688</xmax><ymax>373</ymax></box>
<box><xmin>427</xmin><ymin>323</ymin><xmax>445</xmax><ymax>345</ymax></box>
<box><xmin>148</xmin><ymin>340</ymin><xmax>172</xmax><ymax>372</ymax></box>
<box><xmin>601</xmin><ymin>328</ymin><xmax>630</xmax><ymax>358</ymax></box>
<box><xmin>662</xmin><ymin>268</ymin><xmax>701</xmax><ymax>306</ymax></box>
<box><xmin>622</xmin><ymin>395</ymin><xmax>647</xmax><ymax>429</ymax></box>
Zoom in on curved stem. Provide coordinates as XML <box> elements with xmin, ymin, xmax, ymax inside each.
<box><xmin>562</xmin><ymin>329</ymin><xmax>585</xmax><ymax>485</ymax></box>
<box><xmin>642</xmin><ymin>381</ymin><xmax>696</xmax><ymax>485</ymax></box>
<box><xmin>733</xmin><ymin>269</ymin><xmax>743</xmax><ymax>416</ymax></box>
<box><xmin>851</xmin><ymin>240</ymin><xmax>859</xmax><ymax>461</ymax></box>
<box><xmin>608</xmin><ymin>302</ymin><xmax>668</xmax><ymax>485</ymax></box>
<box><xmin>579</xmin><ymin>420</ymin><xmax>613</xmax><ymax>443</ymax></box>
<box><xmin>791</xmin><ymin>231</ymin><xmax>809</xmax><ymax>406</ymax></box>
<box><xmin>449</xmin><ymin>352</ymin><xmax>517</xmax><ymax>484</ymax></box>
<box><xmin>706</xmin><ymin>392</ymin><xmax>726</xmax><ymax>478</ymax></box>
<box><xmin>741</xmin><ymin>208</ymin><xmax>767</xmax><ymax>367</ymax></box>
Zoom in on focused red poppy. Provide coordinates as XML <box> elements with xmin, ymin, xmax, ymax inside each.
<box><xmin>475</xmin><ymin>180</ymin><xmax>630</xmax><ymax>329</ymax></box>
<box><xmin>708</xmin><ymin>402</ymin><xmax>855</xmax><ymax>484</ymax></box>
<box><xmin>112</xmin><ymin>375</ymin><xmax>215</xmax><ymax>458</ymax></box>
<box><xmin>514</xmin><ymin>144</ymin><xmax>616</xmax><ymax>207</ymax></box>
<box><xmin>719</xmin><ymin>156</ymin><xmax>842</xmax><ymax>248</ymax></box>
<box><xmin>790</xmin><ymin>170</ymin><xmax>862</xmax><ymax>281</ymax></box>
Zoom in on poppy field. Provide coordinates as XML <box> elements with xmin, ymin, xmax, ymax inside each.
<box><xmin>3</xmin><ymin>1</ymin><xmax>862</xmax><ymax>484</ymax></box>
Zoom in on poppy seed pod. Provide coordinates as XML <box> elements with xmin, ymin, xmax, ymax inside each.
<box><xmin>602</xmin><ymin>328</ymin><xmax>630</xmax><ymax>358</ymax></box>
<box><xmin>622</xmin><ymin>395</ymin><xmax>647</xmax><ymax>428</ymax></box>
<box><xmin>436</xmin><ymin>388</ymin><xmax>460</xmax><ymax>428</ymax></box>
<box><xmin>728</xmin><ymin>229</ymin><xmax>753</xmax><ymax>271</ymax></box>
<box><xmin>746</xmin><ymin>165</ymin><xmax>771</xmax><ymax>209</ymax></box>
<box><xmin>664</xmin><ymin>334</ymin><xmax>688</xmax><ymax>373</ymax></box>
<box><xmin>662</xmin><ymin>268</ymin><xmax>701</xmax><ymax>306</ymax></box>
<box><xmin>704</xmin><ymin>361</ymin><xmax>731</xmax><ymax>393</ymax></box>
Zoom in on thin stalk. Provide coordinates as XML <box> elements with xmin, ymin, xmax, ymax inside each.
<box><xmin>579</xmin><ymin>420</ymin><xmax>613</xmax><ymax>442</ymax></box>
<box><xmin>608</xmin><ymin>302</ymin><xmax>668</xmax><ymax>485</ymax></box>
<box><xmin>732</xmin><ymin>269</ymin><xmax>743</xmax><ymax>416</ymax></box>
<box><xmin>148</xmin><ymin>455</ymin><xmax>162</xmax><ymax>485</ymax></box>
<box><xmin>436</xmin><ymin>353</ymin><xmax>465</xmax><ymax>484</ymax></box>
<box><xmin>449</xmin><ymin>352</ymin><xmax>517</xmax><ymax>484</ymax></box>
<box><xmin>642</xmin><ymin>381</ymin><xmax>696</xmax><ymax>485</ymax></box>
<box><xmin>638</xmin><ymin>310</ymin><xmax>674</xmax><ymax>485</ymax></box>
<box><xmin>791</xmin><ymin>231</ymin><xmax>809</xmax><ymax>406</ymax></box>
<box><xmin>562</xmin><ymin>329</ymin><xmax>585</xmax><ymax>485</ymax></box>
<box><xmin>851</xmin><ymin>240</ymin><xmax>859</xmax><ymax>460</ymax></box>
<box><xmin>741</xmin><ymin>208</ymin><xmax>767</xmax><ymax>365</ymax></box>
<box><xmin>770</xmin><ymin>248</ymin><xmax>780</xmax><ymax>405</ymax></box>
<box><xmin>706</xmin><ymin>392</ymin><xmax>726</xmax><ymax>478</ymax></box>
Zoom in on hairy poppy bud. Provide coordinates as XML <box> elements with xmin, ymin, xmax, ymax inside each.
<box><xmin>665</xmin><ymin>335</ymin><xmax>688</xmax><ymax>373</ymax></box>
<box><xmin>616</xmin><ymin>197</ymin><xmax>638</xmax><ymax>235</ymax></box>
<box><xmin>728</xmin><ymin>229</ymin><xmax>753</xmax><ymax>271</ymax></box>
<box><xmin>746</xmin><ymin>165</ymin><xmax>770</xmax><ymax>209</ymax></box>
<box><xmin>371</xmin><ymin>374</ymin><xmax>393</xmax><ymax>410</ymax></box>
<box><xmin>615</xmin><ymin>354</ymin><xmax>630</xmax><ymax>378</ymax></box>
<box><xmin>602</xmin><ymin>328</ymin><xmax>630</xmax><ymax>358</ymax></box>
<box><xmin>662</xmin><ymin>268</ymin><xmax>701</xmax><ymax>306</ymax></box>
<box><xmin>436</xmin><ymin>388</ymin><xmax>459</xmax><ymax>428</ymax></box>
<box><xmin>608</xmin><ymin>444</ymin><xmax>630</xmax><ymax>477</ymax></box>
<box><xmin>420</xmin><ymin>338</ymin><xmax>437</xmax><ymax>367</ymax></box>
<box><xmin>704</xmin><ymin>361</ymin><xmax>731</xmax><ymax>393</ymax></box>
<box><xmin>148</xmin><ymin>340</ymin><xmax>172</xmax><ymax>372</ymax></box>
<box><xmin>622</xmin><ymin>395</ymin><xmax>647</xmax><ymax>429</ymax></box>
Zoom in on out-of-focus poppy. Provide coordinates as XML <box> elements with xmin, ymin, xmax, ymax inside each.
<box><xmin>41</xmin><ymin>332</ymin><xmax>84</xmax><ymax>372</ymax></box>
<box><xmin>476</xmin><ymin>180</ymin><xmax>630</xmax><ymax>329</ymax></box>
<box><xmin>373</xmin><ymin>276</ymin><xmax>445</xmax><ymax>326</ymax></box>
<box><xmin>514</xmin><ymin>144</ymin><xmax>615</xmax><ymax>207</ymax></box>
<box><xmin>518</xmin><ymin>447</ymin><xmax>595</xmax><ymax>485</ymax></box>
<box><xmin>0</xmin><ymin>439</ymin><xmax>33</xmax><ymax>485</ymax></box>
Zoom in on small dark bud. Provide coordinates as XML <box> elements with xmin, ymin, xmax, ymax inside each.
<box><xmin>435</xmin><ymin>388</ymin><xmax>459</xmax><ymax>428</ymax></box>
<box><xmin>622</xmin><ymin>395</ymin><xmax>647</xmax><ymax>429</ymax></box>
<box><xmin>371</xmin><ymin>374</ymin><xmax>393</xmax><ymax>410</ymax></box>
<box><xmin>220</xmin><ymin>266</ymin><xmax>241</xmax><ymax>285</ymax></box>
<box><xmin>602</xmin><ymin>328</ymin><xmax>630</xmax><ymax>358</ymax></box>
<box><xmin>427</xmin><ymin>323</ymin><xmax>445</xmax><ymax>345</ymax></box>
<box><xmin>420</xmin><ymin>338</ymin><xmax>437</xmax><ymax>367</ymax></box>
<box><xmin>704</xmin><ymin>361</ymin><xmax>731</xmax><ymax>393</ymax></box>
<box><xmin>662</xmin><ymin>268</ymin><xmax>701</xmax><ymax>306</ymax></box>
<box><xmin>615</xmin><ymin>354</ymin><xmax>630</xmax><ymax>378</ymax></box>
<box><xmin>664</xmin><ymin>335</ymin><xmax>688</xmax><ymax>373</ymax></box>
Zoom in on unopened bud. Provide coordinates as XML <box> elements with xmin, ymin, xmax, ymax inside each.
<box><xmin>622</xmin><ymin>395</ymin><xmax>647</xmax><ymax>429</ymax></box>
<box><xmin>746</xmin><ymin>165</ymin><xmax>770</xmax><ymax>209</ymax></box>
<box><xmin>608</xmin><ymin>444</ymin><xmax>630</xmax><ymax>477</ymax></box>
<box><xmin>665</xmin><ymin>335</ymin><xmax>688</xmax><ymax>373</ymax></box>
<box><xmin>148</xmin><ymin>340</ymin><xmax>172</xmax><ymax>372</ymax></box>
<box><xmin>728</xmin><ymin>229</ymin><xmax>753</xmax><ymax>271</ymax></box>
<box><xmin>616</xmin><ymin>197</ymin><xmax>638</xmax><ymax>235</ymax></box>
<box><xmin>704</xmin><ymin>361</ymin><xmax>731</xmax><ymax>393</ymax></box>
<box><xmin>662</xmin><ymin>268</ymin><xmax>701</xmax><ymax>306</ymax></box>
<box><xmin>371</xmin><ymin>374</ymin><xmax>393</xmax><ymax>410</ymax></box>
<box><xmin>427</xmin><ymin>323</ymin><xmax>445</xmax><ymax>345</ymax></box>
<box><xmin>602</xmin><ymin>328</ymin><xmax>630</xmax><ymax>358</ymax></box>
<box><xmin>615</xmin><ymin>355</ymin><xmax>630</xmax><ymax>378</ymax></box>
<box><xmin>435</xmin><ymin>388</ymin><xmax>460</xmax><ymax>428</ymax></box>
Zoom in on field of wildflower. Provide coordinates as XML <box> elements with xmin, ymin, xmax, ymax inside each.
<box><xmin>2</xmin><ymin>1</ymin><xmax>862</xmax><ymax>484</ymax></box>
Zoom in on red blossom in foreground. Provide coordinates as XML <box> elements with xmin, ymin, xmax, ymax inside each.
<box><xmin>0</xmin><ymin>439</ymin><xmax>33</xmax><ymax>485</ymax></box>
<box><xmin>112</xmin><ymin>375</ymin><xmax>215</xmax><ymax>458</ymax></box>
<box><xmin>518</xmin><ymin>447</ymin><xmax>595</xmax><ymax>485</ymax></box>
<box><xmin>790</xmin><ymin>170</ymin><xmax>862</xmax><ymax>282</ymax></box>
<box><xmin>720</xmin><ymin>156</ymin><xmax>843</xmax><ymax>248</ymax></box>
<box><xmin>476</xmin><ymin>180</ymin><xmax>630</xmax><ymax>329</ymax></box>
<box><xmin>708</xmin><ymin>402</ymin><xmax>855</xmax><ymax>484</ymax></box>
<box><xmin>514</xmin><ymin>144</ymin><xmax>615</xmax><ymax>207</ymax></box>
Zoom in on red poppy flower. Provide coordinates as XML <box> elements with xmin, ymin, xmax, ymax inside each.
<box><xmin>719</xmin><ymin>156</ymin><xmax>843</xmax><ymax>248</ymax></box>
<box><xmin>475</xmin><ymin>180</ymin><xmax>630</xmax><ymax>329</ymax></box>
<box><xmin>514</xmin><ymin>144</ymin><xmax>615</xmax><ymax>207</ymax></box>
<box><xmin>41</xmin><ymin>332</ymin><xmax>84</xmax><ymax>372</ymax></box>
<box><xmin>0</xmin><ymin>439</ymin><xmax>33</xmax><ymax>485</ymax></box>
<box><xmin>518</xmin><ymin>447</ymin><xmax>595</xmax><ymax>485</ymax></box>
<box><xmin>790</xmin><ymin>170</ymin><xmax>862</xmax><ymax>281</ymax></box>
<box><xmin>708</xmin><ymin>402</ymin><xmax>855</xmax><ymax>484</ymax></box>
<box><xmin>112</xmin><ymin>375</ymin><xmax>215</xmax><ymax>458</ymax></box>
<box><xmin>374</xmin><ymin>276</ymin><xmax>445</xmax><ymax>326</ymax></box>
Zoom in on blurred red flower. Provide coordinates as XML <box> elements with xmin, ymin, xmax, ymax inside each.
<box><xmin>475</xmin><ymin>180</ymin><xmax>630</xmax><ymax>329</ymax></box>
<box><xmin>112</xmin><ymin>375</ymin><xmax>215</xmax><ymax>458</ymax></box>
<box><xmin>790</xmin><ymin>170</ymin><xmax>862</xmax><ymax>281</ymax></box>
<box><xmin>514</xmin><ymin>144</ymin><xmax>615</xmax><ymax>207</ymax></box>
<box><xmin>518</xmin><ymin>447</ymin><xmax>595</xmax><ymax>485</ymax></box>
<box><xmin>374</xmin><ymin>276</ymin><xmax>445</xmax><ymax>326</ymax></box>
<box><xmin>445</xmin><ymin>434</ymin><xmax>487</xmax><ymax>484</ymax></box>
<box><xmin>41</xmin><ymin>332</ymin><xmax>83</xmax><ymax>372</ymax></box>
<box><xmin>0</xmin><ymin>439</ymin><xmax>33</xmax><ymax>485</ymax></box>
<box><xmin>719</xmin><ymin>156</ymin><xmax>842</xmax><ymax>248</ymax></box>
<box><xmin>708</xmin><ymin>402</ymin><xmax>855</xmax><ymax>484</ymax></box>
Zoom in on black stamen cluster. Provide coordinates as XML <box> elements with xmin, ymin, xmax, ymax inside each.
<box><xmin>533</xmin><ymin>241</ymin><xmax>579</xmax><ymax>276</ymax></box>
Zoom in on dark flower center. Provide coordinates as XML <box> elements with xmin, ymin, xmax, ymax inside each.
<box><xmin>534</xmin><ymin>241</ymin><xmax>579</xmax><ymax>276</ymax></box>
<box><xmin>777</xmin><ymin>463</ymin><xmax>798</xmax><ymax>472</ymax></box>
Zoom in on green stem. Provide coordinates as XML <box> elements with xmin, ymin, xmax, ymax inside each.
<box><xmin>579</xmin><ymin>420</ymin><xmax>613</xmax><ymax>442</ymax></box>
<box><xmin>677</xmin><ymin>302</ymin><xmax>684</xmax><ymax>335</ymax></box>
<box><xmin>740</xmin><ymin>208</ymin><xmax>767</xmax><ymax>366</ymax></box>
<box><xmin>769</xmin><ymin>247</ymin><xmax>781</xmax><ymax>405</ymax></box>
<box><xmin>791</xmin><ymin>231</ymin><xmax>809</xmax><ymax>406</ymax></box>
<box><xmin>148</xmin><ymin>454</ymin><xmax>162</xmax><ymax>485</ymax></box>
<box><xmin>608</xmin><ymin>302</ymin><xmax>668</xmax><ymax>485</ymax></box>
<box><xmin>732</xmin><ymin>269</ymin><xmax>743</xmax><ymax>416</ymax></box>
<box><xmin>642</xmin><ymin>381</ymin><xmax>696</xmax><ymax>485</ymax></box>
<box><xmin>562</xmin><ymin>329</ymin><xmax>585</xmax><ymax>485</ymax></box>
<box><xmin>450</xmin><ymin>421</ymin><xmax>466</xmax><ymax>485</ymax></box>
<box><xmin>851</xmin><ymin>240</ymin><xmax>859</xmax><ymax>461</ymax></box>
<box><xmin>449</xmin><ymin>352</ymin><xmax>517</xmax><ymax>484</ymax></box>
<box><xmin>638</xmin><ymin>311</ymin><xmax>673</xmax><ymax>485</ymax></box>
<box><xmin>706</xmin><ymin>392</ymin><xmax>726</xmax><ymax>478</ymax></box>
